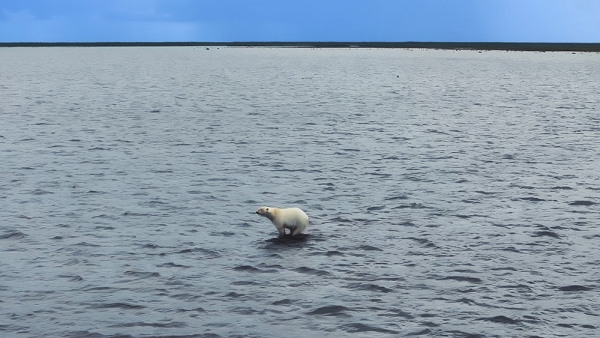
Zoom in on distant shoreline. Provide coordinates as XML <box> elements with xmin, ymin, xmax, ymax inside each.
<box><xmin>1</xmin><ymin>42</ymin><xmax>600</xmax><ymax>52</ymax></box>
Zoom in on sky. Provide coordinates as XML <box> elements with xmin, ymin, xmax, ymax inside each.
<box><xmin>1</xmin><ymin>0</ymin><xmax>599</xmax><ymax>43</ymax></box>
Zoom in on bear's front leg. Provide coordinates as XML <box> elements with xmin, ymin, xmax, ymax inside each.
<box><xmin>277</xmin><ymin>227</ymin><xmax>286</xmax><ymax>238</ymax></box>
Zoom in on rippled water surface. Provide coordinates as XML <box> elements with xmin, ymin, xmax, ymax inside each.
<box><xmin>1</xmin><ymin>47</ymin><xmax>600</xmax><ymax>337</ymax></box>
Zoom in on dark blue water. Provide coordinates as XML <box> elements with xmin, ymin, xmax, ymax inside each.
<box><xmin>1</xmin><ymin>47</ymin><xmax>599</xmax><ymax>337</ymax></box>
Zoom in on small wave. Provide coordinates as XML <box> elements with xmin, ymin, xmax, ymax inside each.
<box><xmin>211</xmin><ymin>231</ymin><xmax>236</xmax><ymax>237</ymax></box>
<box><xmin>124</xmin><ymin>271</ymin><xmax>160</xmax><ymax>278</ymax></box>
<box><xmin>74</xmin><ymin>242</ymin><xmax>101</xmax><ymax>247</ymax></box>
<box><xmin>94</xmin><ymin>225</ymin><xmax>115</xmax><ymax>230</ymax></box>
<box><xmin>79</xmin><ymin>285</ymin><xmax>115</xmax><ymax>292</ymax></box>
<box><xmin>371</xmin><ymin>308</ymin><xmax>411</xmax><ymax>319</ymax></box>
<box><xmin>440</xmin><ymin>276</ymin><xmax>483</xmax><ymax>284</ymax></box>
<box><xmin>272</xmin><ymin>299</ymin><xmax>292</xmax><ymax>306</ymax></box>
<box><xmin>294</xmin><ymin>266</ymin><xmax>331</xmax><ymax>276</ymax></box>
<box><xmin>329</xmin><ymin>216</ymin><xmax>352</xmax><ymax>223</ymax></box>
<box><xmin>405</xmin><ymin>237</ymin><xmax>436</xmax><ymax>248</ymax></box>
<box><xmin>426</xmin><ymin>129</ymin><xmax>449</xmax><ymax>135</ymax></box>
<box><xmin>366</xmin><ymin>172</ymin><xmax>391</xmax><ymax>178</ymax></box>
<box><xmin>357</xmin><ymin>244</ymin><xmax>383</xmax><ymax>251</ymax></box>
<box><xmin>233</xmin><ymin>265</ymin><xmax>277</xmax><ymax>273</ymax></box>
<box><xmin>31</xmin><ymin>189</ymin><xmax>53</xmax><ymax>195</ymax></box>
<box><xmin>151</xmin><ymin>169</ymin><xmax>173</xmax><ymax>174</ymax></box>
<box><xmin>170</xmin><ymin>293</ymin><xmax>202</xmax><ymax>301</ymax></box>
<box><xmin>307</xmin><ymin>305</ymin><xmax>351</xmax><ymax>316</ymax></box>
<box><xmin>122</xmin><ymin>211</ymin><xmax>153</xmax><ymax>217</ymax></box>
<box><xmin>187</xmin><ymin>190</ymin><xmax>207</xmax><ymax>195</ymax></box>
<box><xmin>346</xmin><ymin>282</ymin><xmax>394</xmax><ymax>293</ymax></box>
<box><xmin>58</xmin><ymin>274</ymin><xmax>84</xmax><ymax>282</ymax></box>
<box><xmin>477</xmin><ymin>315</ymin><xmax>521</xmax><ymax>324</ymax></box>
<box><xmin>88</xmin><ymin>302</ymin><xmax>145</xmax><ymax>310</ymax></box>
<box><xmin>407</xmin><ymin>328</ymin><xmax>432</xmax><ymax>336</ymax></box>
<box><xmin>532</xmin><ymin>230</ymin><xmax>561</xmax><ymax>239</ymax></box>
<box><xmin>343</xmin><ymin>322</ymin><xmax>399</xmax><ymax>334</ymax></box>
<box><xmin>176</xmin><ymin>307</ymin><xmax>205</xmax><ymax>313</ymax></box>
<box><xmin>157</xmin><ymin>262</ymin><xmax>190</xmax><ymax>268</ymax></box>
<box><xmin>385</xmin><ymin>195</ymin><xmax>409</xmax><ymax>200</ymax></box>
<box><xmin>455</xmin><ymin>297</ymin><xmax>476</xmax><ymax>305</ymax></box>
<box><xmin>521</xmin><ymin>197</ymin><xmax>547</xmax><ymax>202</ymax></box>
<box><xmin>109</xmin><ymin>321</ymin><xmax>186</xmax><ymax>328</ymax></box>
<box><xmin>173</xmin><ymin>247</ymin><xmax>221</xmax><ymax>258</ymax></box>
<box><xmin>0</xmin><ymin>230</ymin><xmax>26</xmax><ymax>240</ymax></box>
<box><xmin>474</xmin><ymin>190</ymin><xmax>498</xmax><ymax>195</ymax></box>
<box><xmin>65</xmin><ymin>331</ymin><xmax>122</xmax><ymax>338</ymax></box>
<box><xmin>569</xmin><ymin>200</ymin><xmax>597</xmax><ymax>206</ymax></box>
<box><xmin>394</xmin><ymin>202</ymin><xmax>428</xmax><ymax>209</ymax></box>
<box><xmin>490</xmin><ymin>266</ymin><xmax>518</xmax><ymax>272</ymax></box>
<box><xmin>224</xmin><ymin>292</ymin><xmax>244</xmax><ymax>298</ymax></box>
<box><xmin>558</xmin><ymin>285</ymin><xmax>593</xmax><ymax>292</ymax></box>
<box><xmin>233</xmin><ymin>265</ymin><xmax>262</xmax><ymax>272</ymax></box>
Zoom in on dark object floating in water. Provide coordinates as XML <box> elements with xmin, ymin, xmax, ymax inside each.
<box><xmin>569</xmin><ymin>200</ymin><xmax>597</xmax><ymax>206</ymax></box>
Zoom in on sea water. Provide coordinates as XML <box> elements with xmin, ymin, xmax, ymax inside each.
<box><xmin>1</xmin><ymin>47</ymin><xmax>599</xmax><ymax>337</ymax></box>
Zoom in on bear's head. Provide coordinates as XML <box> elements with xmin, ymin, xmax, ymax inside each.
<box><xmin>256</xmin><ymin>206</ymin><xmax>275</xmax><ymax>221</ymax></box>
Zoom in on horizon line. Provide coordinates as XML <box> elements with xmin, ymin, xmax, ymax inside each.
<box><xmin>2</xmin><ymin>41</ymin><xmax>600</xmax><ymax>52</ymax></box>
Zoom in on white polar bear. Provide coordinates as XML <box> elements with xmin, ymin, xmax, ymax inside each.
<box><xmin>256</xmin><ymin>206</ymin><xmax>309</xmax><ymax>238</ymax></box>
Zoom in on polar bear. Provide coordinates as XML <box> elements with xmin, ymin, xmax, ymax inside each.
<box><xmin>256</xmin><ymin>206</ymin><xmax>309</xmax><ymax>238</ymax></box>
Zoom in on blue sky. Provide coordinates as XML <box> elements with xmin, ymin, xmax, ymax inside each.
<box><xmin>1</xmin><ymin>0</ymin><xmax>599</xmax><ymax>42</ymax></box>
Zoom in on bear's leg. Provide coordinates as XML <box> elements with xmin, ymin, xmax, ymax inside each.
<box><xmin>277</xmin><ymin>227</ymin><xmax>286</xmax><ymax>238</ymax></box>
